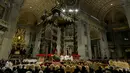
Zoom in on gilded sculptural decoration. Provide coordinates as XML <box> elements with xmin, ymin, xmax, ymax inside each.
<box><xmin>12</xmin><ymin>29</ymin><xmax>25</xmax><ymax>45</ymax></box>
<box><xmin>11</xmin><ymin>28</ymin><xmax>26</xmax><ymax>55</ymax></box>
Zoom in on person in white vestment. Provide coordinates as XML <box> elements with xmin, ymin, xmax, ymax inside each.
<box><xmin>60</xmin><ymin>55</ymin><xmax>65</xmax><ymax>62</ymax></box>
<box><xmin>5</xmin><ymin>61</ymin><xmax>13</xmax><ymax>70</ymax></box>
<box><xmin>60</xmin><ymin>54</ymin><xmax>73</xmax><ymax>61</ymax></box>
<box><xmin>64</xmin><ymin>55</ymin><xmax>70</xmax><ymax>60</ymax></box>
<box><xmin>70</xmin><ymin>55</ymin><xmax>73</xmax><ymax>61</ymax></box>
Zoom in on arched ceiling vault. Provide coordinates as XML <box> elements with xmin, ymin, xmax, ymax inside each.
<box><xmin>18</xmin><ymin>0</ymin><xmax>56</xmax><ymax>25</ymax></box>
<box><xmin>18</xmin><ymin>0</ymin><xmax>125</xmax><ymax>26</ymax></box>
<box><xmin>80</xmin><ymin>0</ymin><xmax>123</xmax><ymax>21</ymax></box>
<box><xmin>18</xmin><ymin>12</ymin><xmax>37</xmax><ymax>25</ymax></box>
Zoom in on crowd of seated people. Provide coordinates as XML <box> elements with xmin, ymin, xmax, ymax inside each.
<box><xmin>0</xmin><ymin>59</ymin><xmax>130</xmax><ymax>73</ymax></box>
<box><xmin>0</xmin><ymin>59</ymin><xmax>7</xmax><ymax>68</ymax></box>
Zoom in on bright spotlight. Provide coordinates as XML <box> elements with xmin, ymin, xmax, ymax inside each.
<box><xmin>62</xmin><ymin>9</ymin><xmax>66</xmax><ymax>12</ymax></box>
<box><xmin>75</xmin><ymin>9</ymin><xmax>79</xmax><ymax>12</ymax></box>
<box><xmin>69</xmin><ymin>9</ymin><xmax>73</xmax><ymax>12</ymax></box>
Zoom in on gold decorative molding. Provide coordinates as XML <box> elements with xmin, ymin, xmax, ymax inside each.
<box><xmin>12</xmin><ymin>28</ymin><xmax>26</xmax><ymax>45</ymax></box>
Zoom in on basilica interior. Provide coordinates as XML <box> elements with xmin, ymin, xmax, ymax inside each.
<box><xmin>0</xmin><ymin>0</ymin><xmax>130</xmax><ymax>60</ymax></box>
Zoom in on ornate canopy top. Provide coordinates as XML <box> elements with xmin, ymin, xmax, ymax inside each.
<box><xmin>40</xmin><ymin>7</ymin><xmax>74</xmax><ymax>27</ymax></box>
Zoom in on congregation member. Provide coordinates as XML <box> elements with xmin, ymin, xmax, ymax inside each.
<box><xmin>0</xmin><ymin>59</ymin><xmax>129</xmax><ymax>73</ymax></box>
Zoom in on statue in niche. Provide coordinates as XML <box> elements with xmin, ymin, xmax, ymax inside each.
<box><xmin>11</xmin><ymin>28</ymin><xmax>26</xmax><ymax>55</ymax></box>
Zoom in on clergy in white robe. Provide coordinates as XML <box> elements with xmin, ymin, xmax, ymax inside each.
<box><xmin>60</xmin><ymin>55</ymin><xmax>65</xmax><ymax>62</ymax></box>
<box><xmin>5</xmin><ymin>61</ymin><xmax>13</xmax><ymax>70</ymax></box>
<box><xmin>64</xmin><ymin>55</ymin><xmax>70</xmax><ymax>60</ymax></box>
<box><xmin>70</xmin><ymin>55</ymin><xmax>73</xmax><ymax>61</ymax></box>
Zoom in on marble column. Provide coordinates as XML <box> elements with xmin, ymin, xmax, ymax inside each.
<box><xmin>0</xmin><ymin>0</ymin><xmax>23</xmax><ymax>59</ymax></box>
<box><xmin>122</xmin><ymin>0</ymin><xmax>130</xmax><ymax>27</ymax></box>
<box><xmin>56</xmin><ymin>28</ymin><xmax>61</xmax><ymax>55</ymax></box>
<box><xmin>79</xmin><ymin>13</ymin><xmax>92</xmax><ymax>59</ymax></box>
<box><xmin>77</xmin><ymin>20</ymin><xmax>86</xmax><ymax>59</ymax></box>
<box><xmin>32</xmin><ymin>28</ymin><xmax>41</xmax><ymax>57</ymax></box>
<box><xmin>77</xmin><ymin>20</ymin><xmax>91</xmax><ymax>60</ymax></box>
<box><xmin>25</xmin><ymin>27</ymin><xmax>31</xmax><ymax>46</ymax></box>
<box><xmin>99</xmin><ymin>30</ymin><xmax>110</xmax><ymax>59</ymax></box>
<box><xmin>87</xmin><ymin>24</ymin><xmax>92</xmax><ymax>59</ymax></box>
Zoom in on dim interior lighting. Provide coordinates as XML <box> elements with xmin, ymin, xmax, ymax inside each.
<box><xmin>124</xmin><ymin>38</ymin><xmax>129</xmax><ymax>40</ymax></box>
<box><xmin>18</xmin><ymin>36</ymin><xmax>21</xmax><ymax>40</ymax></box>
<box><xmin>62</xmin><ymin>9</ymin><xmax>66</xmax><ymax>12</ymax></box>
<box><xmin>69</xmin><ymin>9</ymin><xmax>74</xmax><ymax>12</ymax></box>
<box><xmin>56</xmin><ymin>1</ymin><xmax>60</xmax><ymax>5</ymax></box>
<box><xmin>30</xmin><ymin>7</ymin><xmax>32</xmax><ymax>8</ymax></box>
<box><xmin>62</xmin><ymin>8</ymin><xmax>79</xmax><ymax>13</ymax></box>
<box><xmin>111</xmin><ymin>4</ymin><xmax>113</xmax><ymax>5</ymax></box>
<box><xmin>75</xmin><ymin>9</ymin><xmax>79</xmax><ymax>12</ymax></box>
